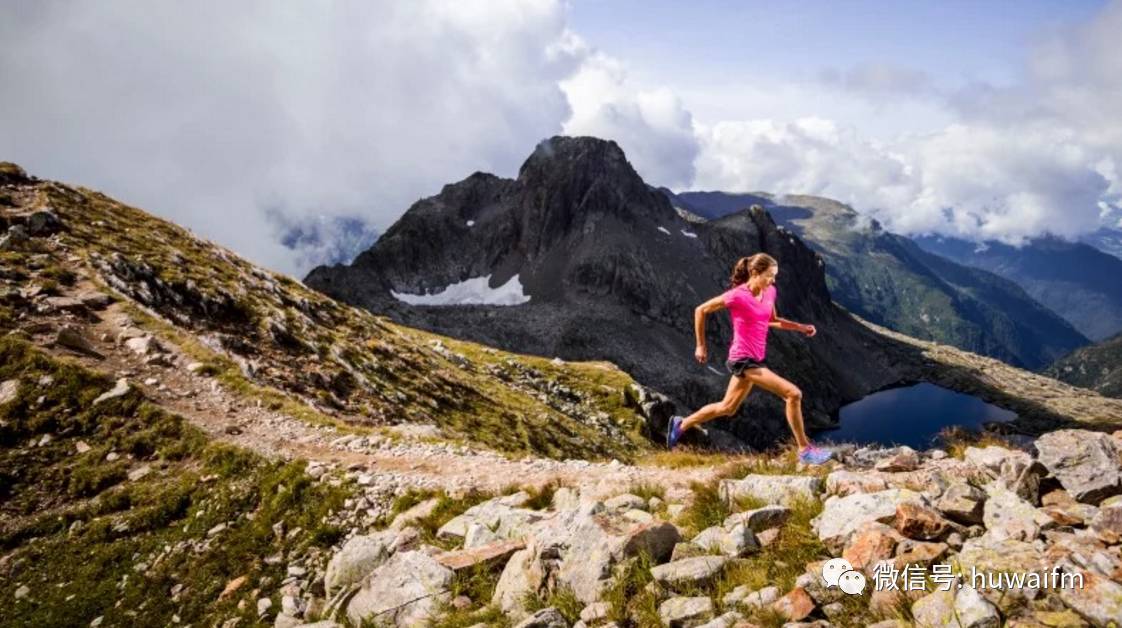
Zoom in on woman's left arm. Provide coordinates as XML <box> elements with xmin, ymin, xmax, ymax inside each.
<box><xmin>769</xmin><ymin>306</ymin><xmax>816</xmax><ymax>337</ymax></box>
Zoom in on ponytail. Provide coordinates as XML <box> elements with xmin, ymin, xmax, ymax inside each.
<box><xmin>730</xmin><ymin>253</ymin><xmax>777</xmax><ymax>288</ymax></box>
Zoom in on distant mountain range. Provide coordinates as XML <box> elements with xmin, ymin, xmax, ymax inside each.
<box><xmin>914</xmin><ymin>234</ymin><xmax>1122</xmax><ymax>342</ymax></box>
<box><xmin>665</xmin><ymin>191</ymin><xmax>1088</xmax><ymax>369</ymax></box>
<box><xmin>1047</xmin><ymin>331</ymin><xmax>1122</xmax><ymax>399</ymax></box>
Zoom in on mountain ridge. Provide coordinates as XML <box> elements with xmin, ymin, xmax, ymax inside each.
<box><xmin>915</xmin><ymin>233</ymin><xmax>1122</xmax><ymax>342</ymax></box>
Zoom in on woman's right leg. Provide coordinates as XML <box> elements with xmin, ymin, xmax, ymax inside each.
<box><xmin>742</xmin><ymin>368</ymin><xmax>811</xmax><ymax>449</ymax></box>
<box><xmin>679</xmin><ymin>374</ymin><xmax>753</xmax><ymax>432</ymax></box>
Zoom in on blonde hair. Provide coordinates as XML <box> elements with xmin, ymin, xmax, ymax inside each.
<box><xmin>730</xmin><ymin>253</ymin><xmax>777</xmax><ymax>288</ymax></box>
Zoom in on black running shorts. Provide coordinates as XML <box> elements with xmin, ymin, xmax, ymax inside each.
<box><xmin>726</xmin><ymin>357</ymin><xmax>766</xmax><ymax>377</ymax></box>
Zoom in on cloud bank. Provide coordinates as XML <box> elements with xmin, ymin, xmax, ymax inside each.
<box><xmin>0</xmin><ymin>0</ymin><xmax>581</xmax><ymax>274</ymax></box>
<box><xmin>3</xmin><ymin>0</ymin><xmax>1121</xmax><ymax>274</ymax></box>
<box><xmin>690</xmin><ymin>2</ymin><xmax>1122</xmax><ymax>244</ymax></box>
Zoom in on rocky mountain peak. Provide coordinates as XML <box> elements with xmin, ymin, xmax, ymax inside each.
<box><xmin>517</xmin><ymin>136</ymin><xmax>634</xmax><ymax>186</ymax></box>
<box><xmin>514</xmin><ymin>136</ymin><xmax>675</xmax><ymax>226</ymax></box>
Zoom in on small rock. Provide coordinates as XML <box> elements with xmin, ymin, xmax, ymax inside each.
<box><xmin>953</xmin><ymin>586</ymin><xmax>1000</xmax><ymax>628</ymax></box>
<box><xmin>756</xmin><ymin>528</ymin><xmax>781</xmax><ymax>547</ymax></box>
<box><xmin>93</xmin><ymin>378</ymin><xmax>130</xmax><ymax>405</ymax></box>
<box><xmin>0</xmin><ymin>379</ymin><xmax>17</xmax><ymax>405</ymax></box>
<box><xmin>513</xmin><ymin>607</ymin><xmax>567</xmax><ymax>628</ymax></box>
<box><xmin>27</xmin><ymin>209</ymin><xmax>62</xmax><ymax>236</ymax></box>
<box><xmin>604</xmin><ymin>493</ymin><xmax>647</xmax><ymax>511</ymax></box>
<box><xmin>75</xmin><ymin>441</ymin><xmax>91</xmax><ymax>454</ymax></box>
<box><xmin>812</xmin><ymin>488</ymin><xmax>924</xmax><ymax>552</ymax></box>
<box><xmin>894</xmin><ymin>502</ymin><xmax>950</xmax><ymax>540</ymax></box>
<box><xmin>257</xmin><ymin>598</ymin><xmax>272</xmax><ymax>616</ymax></box>
<box><xmin>219</xmin><ymin>575</ymin><xmax>248</xmax><ymax>600</ymax></box>
<box><xmin>876</xmin><ymin>446</ymin><xmax>920</xmax><ymax>472</ymax></box>
<box><xmin>659</xmin><ymin>596</ymin><xmax>713</xmax><ymax>627</ymax></box>
<box><xmin>126</xmin><ymin>336</ymin><xmax>163</xmax><ymax>356</ymax></box>
<box><xmin>695</xmin><ymin>611</ymin><xmax>744</xmax><ymax>628</ymax></box>
<box><xmin>719</xmin><ymin>474</ymin><xmax>822</xmax><ymax>506</ymax></box>
<box><xmin>650</xmin><ymin>556</ymin><xmax>728</xmax><ymax>587</ymax></box>
<box><xmin>772</xmin><ymin>587</ymin><xmax>815</xmax><ymax>621</ymax></box>
<box><xmin>55</xmin><ymin>325</ymin><xmax>103</xmax><ymax>357</ymax></box>
<box><xmin>580</xmin><ymin>602</ymin><xmax>609</xmax><ymax>623</ymax></box>
<box><xmin>14</xmin><ymin>584</ymin><xmax>29</xmax><ymax>600</ymax></box>
<box><xmin>1089</xmin><ymin>497</ymin><xmax>1122</xmax><ymax>544</ymax></box>
<box><xmin>127</xmin><ymin>465</ymin><xmax>152</xmax><ymax>481</ymax></box>
<box><xmin>935</xmin><ymin>482</ymin><xmax>986</xmax><ymax>525</ymax></box>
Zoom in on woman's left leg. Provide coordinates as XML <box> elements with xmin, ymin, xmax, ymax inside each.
<box><xmin>679</xmin><ymin>374</ymin><xmax>753</xmax><ymax>432</ymax></box>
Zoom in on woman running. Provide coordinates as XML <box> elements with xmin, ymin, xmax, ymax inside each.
<box><xmin>666</xmin><ymin>253</ymin><xmax>833</xmax><ymax>465</ymax></box>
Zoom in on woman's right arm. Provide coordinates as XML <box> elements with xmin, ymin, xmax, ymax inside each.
<box><xmin>694</xmin><ymin>294</ymin><xmax>727</xmax><ymax>363</ymax></box>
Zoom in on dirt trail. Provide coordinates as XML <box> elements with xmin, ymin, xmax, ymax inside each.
<box><xmin>30</xmin><ymin>280</ymin><xmax>717</xmax><ymax>502</ymax></box>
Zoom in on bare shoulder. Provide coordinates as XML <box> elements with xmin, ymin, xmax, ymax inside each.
<box><xmin>700</xmin><ymin>292</ymin><xmax>728</xmax><ymax>312</ymax></box>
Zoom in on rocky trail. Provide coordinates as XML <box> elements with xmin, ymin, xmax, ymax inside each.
<box><xmin>26</xmin><ymin>277</ymin><xmax>715</xmax><ymax>505</ymax></box>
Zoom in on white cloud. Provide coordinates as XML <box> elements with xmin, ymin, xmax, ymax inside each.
<box><xmin>561</xmin><ymin>50</ymin><xmax>698</xmax><ymax>188</ymax></box>
<box><xmin>0</xmin><ymin>0</ymin><xmax>580</xmax><ymax>275</ymax></box>
<box><xmin>694</xmin><ymin>117</ymin><xmax>917</xmax><ymax>212</ymax></box>
<box><xmin>690</xmin><ymin>1</ymin><xmax>1122</xmax><ymax>245</ymax></box>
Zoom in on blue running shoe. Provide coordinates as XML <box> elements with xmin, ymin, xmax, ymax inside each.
<box><xmin>666</xmin><ymin>415</ymin><xmax>684</xmax><ymax>450</ymax></box>
<box><xmin>798</xmin><ymin>445</ymin><xmax>834</xmax><ymax>465</ymax></box>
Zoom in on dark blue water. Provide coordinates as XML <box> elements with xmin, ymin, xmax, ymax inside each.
<box><xmin>814</xmin><ymin>383</ymin><xmax>1017</xmax><ymax>449</ymax></box>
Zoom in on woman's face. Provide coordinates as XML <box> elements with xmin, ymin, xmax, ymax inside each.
<box><xmin>753</xmin><ymin>265</ymin><xmax>779</xmax><ymax>288</ymax></box>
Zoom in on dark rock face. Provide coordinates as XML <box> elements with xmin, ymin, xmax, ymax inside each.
<box><xmin>306</xmin><ymin>137</ymin><xmax>911</xmax><ymax>447</ymax></box>
<box><xmin>671</xmin><ymin>191</ymin><xmax>1089</xmax><ymax>369</ymax></box>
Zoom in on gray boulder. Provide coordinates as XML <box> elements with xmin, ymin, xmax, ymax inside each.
<box><xmin>345</xmin><ymin>551</ymin><xmax>453</xmax><ymax>627</ymax></box>
<box><xmin>325</xmin><ymin>532</ymin><xmax>400</xmax><ymax>596</ymax></box>
<box><xmin>659</xmin><ymin>596</ymin><xmax>713</xmax><ymax>627</ymax></box>
<box><xmin>719</xmin><ymin>474</ymin><xmax>822</xmax><ymax>506</ymax></box>
<box><xmin>557</xmin><ymin>514</ymin><xmax>680</xmax><ymax>604</ymax></box>
<box><xmin>981</xmin><ymin>485</ymin><xmax>1052</xmax><ymax>542</ymax></box>
<box><xmin>812</xmin><ymin>489</ymin><xmax>924</xmax><ymax>552</ymax></box>
<box><xmin>492</xmin><ymin>540</ymin><xmax>547</xmax><ymax>618</ymax></box>
<box><xmin>649</xmin><ymin>556</ymin><xmax>728</xmax><ymax>588</ymax></box>
<box><xmin>935</xmin><ymin>482</ymin><xmax>986</xmax><ymax>525</ymax></box>
<box><xmin>1035</xmin><ymin>429</ymin><xmax>1122</xmax><ymax>504</ymax></box>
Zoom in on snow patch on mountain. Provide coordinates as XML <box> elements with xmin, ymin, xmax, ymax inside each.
<box><xmin>391</xmin><ymin>274</ymin><xmax>530</xmax><ymax>306</ymax></box>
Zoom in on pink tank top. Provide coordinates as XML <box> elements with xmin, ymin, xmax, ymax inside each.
<box><xmin>724</xmin><ymin>284</ymin><xmax>776</xmax><ymax>361</ymax></box>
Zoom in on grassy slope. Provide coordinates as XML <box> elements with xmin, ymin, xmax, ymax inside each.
<box><xmin>0</xmin><ymin>338</ymin><xmax>351</xmax><ymax>627</ymax></box>
<box><xmin>7</xmin><ymin>177</ymin><xmax>650</xmax><ymax>461</ymax></box>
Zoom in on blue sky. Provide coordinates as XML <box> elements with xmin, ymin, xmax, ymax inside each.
<box><xmin>1</xmin><ymin>1</ymin><xmax>1119</xmax><ymax>274</ymax></box>
<box><xmin>570</xmin><ymin>0</ymin><xmax>1102</xmax><ymax>88</ymax></box>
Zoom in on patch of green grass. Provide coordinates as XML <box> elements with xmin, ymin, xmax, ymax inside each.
<box><xmin>627</xmin><ymin>482</ymin><xmax>666</xmax><ymax>503</ymax></box>
<box><xmin>398</xmin><ymin>490</ymin><xmax>493</xmax><ymax>548</ymax></box>
<box><xmin>523</xmin><ymin>585</ymin><xmax>583</xmax><ymax>624</ymax></box>
<box><xmin>676</xmin><ymin>480</ymin><xmax>766</xmax><ymax>537</ymax></box>
<box><xmin>521</xmin><ymin>480</ymin><xmax>561</xmax><ymax>511</ymax></box>
<box><xmin>0</xmin><ymin>338</ymin><xmax>354</xmax><ymax>627</ymax></box>
<box><xmin>603</xmin><ymin>552</ymin><xmax>660</xmax><ymax>626</ymax></box>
